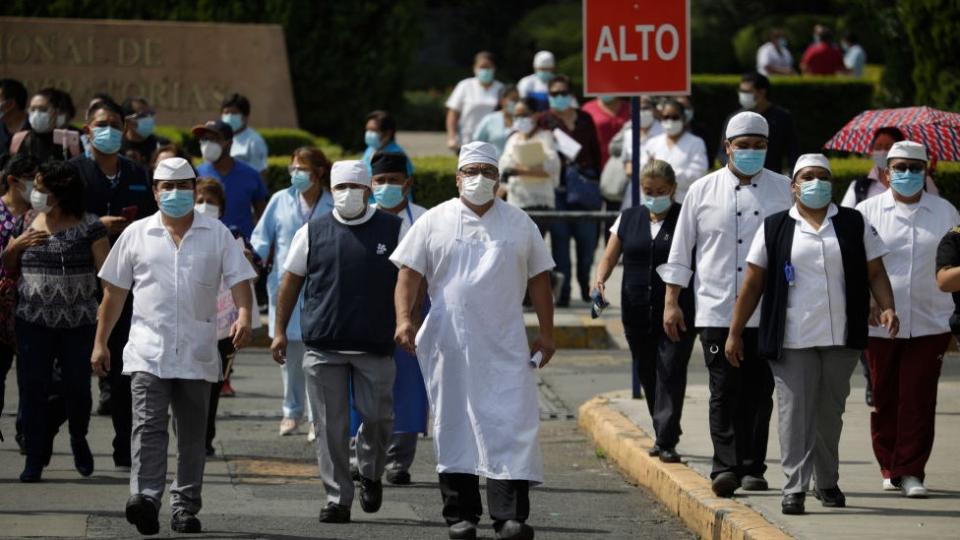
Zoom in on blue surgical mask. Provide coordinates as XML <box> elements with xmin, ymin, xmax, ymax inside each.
<box><xmin>549</xmin><ymin>94</ymin><xmax>573</xmax><ymax>112</ymax></box>
<box><xmin>536</xmin><ymin>70</ymin><xmax>554</xmax><ymax>83</ymax></box>
<box><xmin>221</xmin><ymin>113</ymin><xmax>244</xmax><ymax>132</ymax></box>
<box><xmin>135</xmin><ymin>115</ymin><xmax>155</xmax><ymax>138</ymax></box>
<box><xmin>798</xmin><ymin>179</ymin><xmax>833</xmax><ymax>209</ymax></box>
<box><xmin>91</xmin><ymin>126</ymin><xmax>122</xmax><ymax>155</ymax></box>
<box><xmin>158</xmin><ymin>189</ymin><xmax>195</xmax><ymax>218</ymax></box>
<box><xmin>505</xmin><ymin>100</ymin><xmax>517</xmax><ymax>115</ymax></box>
<box><xmin>477</xmin><ymin>68</ymin><xmax>495</xmax><ymax>84</ymax></box>
<box><xmin>731</xmin><ymin>148</ymin><xmax>767</xmax><ymax>176</ymax></box>
<box><xmin>890</xmin><ymin>170</ymin><xmax>925</xmax><ymax>197</ymax></box>
<box><xmin>373</xmin><ymin>184</ymin><xmax>405</xmax><ymax>209</ymax></box>
<box><xmin>364</xmin><ymin>130</ymin><xmax>381</xmax><ymax>149</ymax></box>
<box><xmin>642</xmin><ymin>195</ymin><xmax>672</xmax><ymax>215</ymax></box>
<box><xmin>290</xmin><ymin>170</ymin><xmax>313</xmax><ymax>192</ymax></box>
<box><xmin>777</xmin><ymin>37</ymin><xmax>789</xmax><ymax>49</ymax></box>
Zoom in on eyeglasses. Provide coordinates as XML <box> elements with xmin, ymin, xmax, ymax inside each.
<box><xmin>661</xmin><ymin>115</ymin><xmax>683</xmax><ymax>121</ymax></box>
<box><xmin>890</xmin><ymin>163</ymin><xmax>925</xmax><ymax>174</ymax></box>
<box><xmin>460</xmin><ymin>165</ymin><xmax>499</xmax><ymax>179</ymax></box>
<box><xmin>548</xmin><ymin>90</ymin><xmax>570</xmax><ymax>97</ymax></box>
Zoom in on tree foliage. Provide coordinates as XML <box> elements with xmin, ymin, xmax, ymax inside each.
<box><xmin>900</xmin><ymin>0</ymin><xmax>960</xmax><ymax>111</ymax></box>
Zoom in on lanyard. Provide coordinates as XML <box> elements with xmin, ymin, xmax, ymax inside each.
<box><xmin>405</xmin><ymin>204</ymin><xmax>414</xmax><ymax>224</ymax></box>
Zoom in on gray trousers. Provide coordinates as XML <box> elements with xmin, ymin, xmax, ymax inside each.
<box><xmin>304</xmin><ymin>349</ymin><xmax>395</xmax><ymax>505</ymax></box>
<box><xmin>130</xmin><ymin>372</ymin><xmax>211</xmax><ymax>514</ymax></box>
<box><xmin>351</xmin><ymin>431</ymin><xmax>419</xmax><ymax>475</ymax></box>
<box><xmin>771</xmin><ymin>347</ymin><xmax>859</xmax><ymax>494</ymax></box>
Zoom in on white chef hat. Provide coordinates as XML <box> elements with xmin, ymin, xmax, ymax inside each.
<box><xmin>533</xmin><ymin>50</ymin><xmax>555</xmax><ymax>69</ymax></box>
<box><xmin>792</xmin><ymin>153</ymin><xmax>832</xmax><ymax>179</ymax></box>
<box><xmin>330</xmin><ymin>160</ymin><xmax>371</xmax><ymax>188</ymax></box>
<box><xmin>458</xmin><ymin>141</ymin><xmax>499</xmax><ymax>170</ymax></box>
<box><xmin>153</xmin><ymin>157</ymin><xmax>196</xmax><ymax>181</ymax></box>
<box><xmin>725</xmin><ymin>111</ymin><xmax>769</xmax><ymax>140</ymax></box>
<box><xmin>887</xmin><ymin>140</ymin><xmax>928</xmax><ymax>163</ymax></box>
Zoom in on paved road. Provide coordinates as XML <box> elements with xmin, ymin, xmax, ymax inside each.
<box><xmin>0</xmin><ymin>347</ymin><xmax>692</xmax><ymax>539</ymax></box>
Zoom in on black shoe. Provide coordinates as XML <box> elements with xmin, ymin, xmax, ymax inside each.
<box><xmin>647</xmin><ymin>444</ymin><xmax>661</xmax><ymax>457</ymax></box>
<box><xmin>865</xmin><ymin>386</ymin><xmax>874</xmax><ymax>407</ymax></box>
<box><xmin>96</xmin><ymin>399</ymin><xmax>112</xmax><ymax>416</ymax></box>
<box><xmin>319</xmin><ymin>502</ymin><xmax>351</xmax><ymax>523</ymax></box>
<box><xmin>386</xmin><ymin>469</ymin><xmax>411</xmax><ymax>485</ymax></box>
<box><xmin>741</xmin><ymin>475</ymin><xmax>769</xmax><ymax>491</ymax></box>
<box><xmin>15</xmin><ymin>431</ymin><xmax>25</xmax><ymax>455</ymax></box>
<box><xmin>71</xmin><ymin>436</ymin><xmax>94</xmax><ymax>477</ymax></box>
<box><xmin>813</xmin><ymin>485</ymin><xmax>846</xmax><ymax>508</ymax></box>
<box><xmin>206</xmin><ymin>446</ymin><xmax>215</xmax><ymax>457</ymax></box>
<box><xmin>659</xmin><ymin>447</ymin><xmax>682</xmax><ymax>463</ymax></box>
<box><xmin>781</xmin><ymin>492</ymin><xmax>805</xmax><ymax>515</ymax></box>
<box><xmin>171</xmin><ymin>511</ymin><xmax>202</xmax><ymax>533</ymax></box>
<box><xmin>449</xmin><ymin>520</ymin><xmax>478</xmax><ymax>540</ymax></box>
<box><xmin>711</xmin><ymin>472</ymin><xmax>739</xmax><ymax>497</ymax></box>
<box><xmin>495</xmin><ymin>519</ymin><xmax>535</xmax><ymax>540</ymax></box>
<box><xmin>114</xmin><ymin>455</ymin><xmax>132</xmax><ymax>469</ymax></box>
<box><xmin>19</xmin><ymin>460</ymin><xmax>43</xmax><ymax>483</ymax></box>
<box><xmin>350</xmin><ymin>463</ymin><xmax>361</xmax><ymax>483</ymax></box>
<box><xmin>125</xmin><ymin>494</ymin><xmax>160</xmax><ymax>535</ymax></box>
<box><xmin>359</xmin><ymin>476</ymin><xmax>383</xmax><ymax>513</ymax></box>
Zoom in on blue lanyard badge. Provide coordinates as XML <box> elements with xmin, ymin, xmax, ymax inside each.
<box><xmin>784</xmin><ymin>262</ymin><xmax>796</xmax><ymax>287</ymax></box>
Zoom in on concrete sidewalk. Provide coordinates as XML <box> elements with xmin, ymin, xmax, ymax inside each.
<box><xmin>582</xmin><ymin>343</ymin><xmax>960</xmax><ymax>540</ymax></box>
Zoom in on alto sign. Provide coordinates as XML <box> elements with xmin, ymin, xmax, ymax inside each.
<box><xmin>583</xmin><ymin>0</ymin><xmax>690</xmax><ymax>96</ymax></box>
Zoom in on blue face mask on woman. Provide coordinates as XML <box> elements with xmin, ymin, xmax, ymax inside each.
<box><xmin>91</xmin><ymin>125</ymin><xmax>123</xmax><ymax>154</ymax></box>
<box><xmin>549</xmin><ymin>94</ymin><xmax>573</xmax><ymax>112</ymax></box>
<box><xmin>135</xmin><ymin>116</ymin><xmax>155</xmax><ymax>138</ymax></box>
<box><xmin>291</xmin><ymin>170</ymin><xmax>313</xmax><ymax>192</ymax></box>
<box><xmin>798</xmin><ymin>179</ymin><xmax>833</xmax><ymax>209</ymax></box>
<box><xmin>730</xmin><ymin>148</ymin><xmax>767</xmax><ymax>176</ymax></box>
<box><xmin>158</xmin><ymin>189</ymin><xmax>195</xmax><ymax>218</ymax></box>
<box><xmin>890</xmin><ymin>169</ymin><xmax>925</xmax><ymax>197</ymax></box>
<box><xmin>364</xmin><ymin>130</ymin><xmax>381</xmax><ymax>149</ymax></box>
<box><xmin>476</xmin><ymin>68</ymin><xmax>495</xmax><ymax>84</ymax></box>
<box><xmin>642</xmin><ymin>194</ymin><xmax>672</xmax><ymax>215</ymax></box>
<box><xmin>373</xmin><ymin>184</ymin><xmax>405</xmax><ymax>209</ymax></box>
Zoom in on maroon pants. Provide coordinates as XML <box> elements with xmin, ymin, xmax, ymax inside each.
<box><xmin>865</xmin><ymin>334</ymin><xmax>950</xmax><ymax>481</ymax></box>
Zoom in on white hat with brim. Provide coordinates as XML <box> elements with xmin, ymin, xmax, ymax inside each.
<box><xmin>153</xmin><ymin>157</ymin><xmax>196</xmax><ymax>181</ymax></box>
<box><xmin>792</xmin><ymin>153</ymin><xmax>832</xmax><ymax>179</ymax></box>
<box><xmin>887</xmin><ymin>140</ymin><xmax>927</xmax><ymax>163</ymax></box>
<box><xmin>458</xmin><ymin>141</ymin><xmax>499</xmax><ymax>170</ymax></box>
<box><xmin>725</xmin><ymin>111</ymin><xmax>769</xmax><ymax>140</ymax></box>
<box><xmin>533</xmin><ymin>50</ymin><xmax>555</xmax><ymax>69</ymax></box>
<box><xmin>331</xmin><ymin>160</ymin><xmax>371</xmax><ymax>188</ymax></box>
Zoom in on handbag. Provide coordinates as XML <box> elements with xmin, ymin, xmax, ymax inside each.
<box><xmin>564</xmin><ymin>165</ymin><xmax>603</xmax><ymax>210</ymax></box>
<box><xmin>600</xmin><ymin>158</ymin><xmax>628</xmax><ymax>202</ymax></box>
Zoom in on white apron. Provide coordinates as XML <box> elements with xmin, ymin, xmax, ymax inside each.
<box><xmin>416</xmin><ymin>203</ymin><xmax>544</xmax><ymax>483</ymax></box>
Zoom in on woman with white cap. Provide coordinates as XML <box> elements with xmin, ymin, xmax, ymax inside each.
<box><xmin>517</xmin><ymin>50</ymin><xmax>555</xmax><ymax>111</ymax></box>
<box><xmin>726</xmin><ymin>153</ymin><xmax>898</xmax><ymax>515</ymax></box>
<box><xmin>856</xmin><ymin>140</ymin><xmax>960</xmax><ymax>498</ymax></box>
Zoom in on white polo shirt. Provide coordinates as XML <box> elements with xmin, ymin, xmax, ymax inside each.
<box><xmin>856</xmin><ymin>190</ymin><xmax>960</xmax><ymax>338</ymax></box>
<box><xmin>446</xmin><ymin>77</ymin><xmax>504</xmax><ymax>145</ymax></box>
<box><xmin>658</xmin><ymin>166</ymin><xmax>794</xmax><ymax>328</ymax></box>
<box><xmin>747</xmin><ymin>204</ymin><xmax>888</xmax><ymax>348</ymax></box>
<box><xmin>98</xmin><ymin>212</ymin><xmax>258</xmax><ymax>382</ymax></box>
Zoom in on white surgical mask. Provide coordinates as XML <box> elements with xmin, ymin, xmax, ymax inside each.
<box><xmin>30</xmin><ymin>190</ymin><xmax>51</xmax><ymax>213</ymax></box>
<box><xmin>461</xmin><ymin>174</ymin><xmax>497</xmax><ymax>206</ymax></box>
<box><xmin>639</xmin><ymin>109</ymin><xmax>654</xmax><ymax>129</ymax></box>
<box><xmin>871</xmin><ymin>150</ymin><xmax>888</xmax><ymax>170</ymax></box>
<box><xmin>738</xmin><ymin>91</ymin><xmax>757</xmax><ymax>110</ymax></box>
<box><xmin>19</xmin><ymin>180</ymin><xmax>34</xmax><ymax>201</ymax></box>
<box><xmin>194</xmin><ymin>203</ymin><xmax>220</xmax><ymax>220</ymax></box>
<box><xmin>662</xmin><ymin>119</ymin><xmax>684</xmax><ymax>137</ymax></box>
<box><xmin>29</xmin><ymin>110</ymin><xmax>53</xmax><ymax>134</ymax></box>
<box><xmin>334</xmin><ymin>188</ymin><xmax>368</xmax><ymax>218</ymax></box>
<box><xmin>200</xmin><ymin>141</ymin><xmax>223</xmax><ymax>163</ymax></box>
<box><xmin>55</xmin><ymin>113</ymin><xmax>67</xmax><ymax>128</ymax></box>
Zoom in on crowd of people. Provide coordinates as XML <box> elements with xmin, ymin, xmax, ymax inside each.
<box><xmin>0</xmin><ymin>37</ymin><xmax>956</xmax><ymax>539</ymax></box>
<box><xmin>757</xmin><ymin>23</ymin><xmax>867</xmax><ymax>77</ymax></box>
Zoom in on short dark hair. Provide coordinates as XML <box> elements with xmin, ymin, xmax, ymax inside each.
<box><xmin>872</xmin><ymin>127</ymin><xmax>905</xmax><ymax>144</ymax></box>
<box><xmin>195</xmin><ymin>177</ymin><xmax>226</xmax><ymax>209</ymax></box>
<box><xmin>34</xmin><ymin>87</ymin><xmax>59</xmax><ymax>108</ymax></box>
<box><xmin>150</xmin><ymin>143</ymin><xmax>192</xmax><ymax>169</ymax></box>
<box><xmin>221</xmin><ymin>93</ymin><xmax>251</xmax><ymax>116</ymax></box>
<box><xmin>0</xmin><ymin>79</ymin><xmax>28</xmax><ymax>110</ymax></box>
<box><xmin>661</xmin><ymin>98</ymin><xmax>686</xmax><ymax>115</ymax></box>
<box><xmin>842</xmin><ymin>31</ymin><xmax>858</xmax><ymax>44</ymax></box>
<box><xmin>548</xmin><ymin>74</ymin><xmax>572</xmax><ymax>89</ymax></box>
<box><xmin>474</xmin><ymin>51</ymin><xmax>495</xmax><ymax>65</ymax></box>
<box><xmin>121</xmin><ymin>96</ymin><xmax>150</xmax><ymax>117</ymax></box>
<box><xmin>86</xmin><ymin>99</ymin><xmax>124</xmax><ymax>122</ymax></box>
<box><xmin>50</xmin><ymin>89</ymin><xmax>76</xmax><ymax>120</ymax></box>
<box><xmin>1</xmin><ymin>153</ymin><xmax>40</xmax><ymax>196</ymax></box>
<box><xmin>741</xmin><ymin>71</ymin><xmax>771</xmax><ymax>93</ymax></box>
<box><xmin>365</xmin><ymin>110</ymin><xmax>397</xmax><ymax>140</ymax></box>
<box><xmin>39</xmin><ymin>161</ymin><xmax>85</xmax><ymax>219</ymax></box>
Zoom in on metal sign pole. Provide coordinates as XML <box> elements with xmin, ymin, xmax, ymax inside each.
<box><xmin>631</xmin><ymin>96</ymin><xmax>641</xmax><ymax>208</ymax></box>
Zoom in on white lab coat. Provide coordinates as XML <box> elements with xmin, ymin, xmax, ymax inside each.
<box><xmin>390</xmin><ymin>199</ymin><xmax>555</xmax><ymax>482</ymax></box>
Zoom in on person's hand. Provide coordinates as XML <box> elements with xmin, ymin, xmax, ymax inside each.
<box><xmin>100</xmin><ymin>216</ymin><xmax>129</xmax><ymax>236</ymax></box>
<box><xmin>663</xmin><ymin>302</ymin><xmax>687</xmax><ymax>343</ymax></box>
<box><xmin>270</xmin><ymin>334</ymin><xmax>288</xmax><ymax>365</ymax></box>
<box><xmin>446</xmin><ymin>137</ymin><xmax>459</xmax><ymax>151</ymax></box>
<box><xmin>868</xmin><ymin>298</ymin><xmax>881</xmax><ymax>327</ymax></box>
<box><xmin>724</xmin><ymin>333</ymin><xmax>743</xmax><ymax>368</ymax></box>
<box><xmin>230</xmin><ymin>319</ymin><xmax>252</xmax><ymax>350</ymax></box>
<box><xmin>395</xmin><ymin>320</ymin><xmax>418</xmax><ymax>355</ymax></box>
<box><xmin>11</xmin><ymin>229</ymin><xmax>49</xmax><ymax>251</ymax></box>
<box><xmin>91</xmin><ymin>344</ymin><xmax>110</xmax><ymax>377</ymax></box>
<box><xmin>530</xmin><ymin>332</ymin><xmax>556</xmax><ymax>368</ymax></box>
<box><xmin>595</xmin><ymin>280</ymin><xmax>606</xmax><ymax>302</ymax></box>
<box><xmin>880</xmin><ymin>309</ymin><xmax>899</xmax><ymax>338</ymax></box>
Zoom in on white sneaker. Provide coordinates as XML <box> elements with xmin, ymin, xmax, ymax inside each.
<box><xmin>901</xmin><ymin>476</ymin><xmax>928</xmax><ymax>498</ymax></box>
<box><xmin>279</xmin><ymin>417</ymin><xmax>298</xmax><ymax>436</ymax></box>
<box><xmin>307</xmin><ymin>423</ymin><xmax>316</xmax><ymax>442</ymax></box>
<box><xmin>882</xmin><ymin>478</ymin><xmax>899</xmax><ymax>491</ymax></box>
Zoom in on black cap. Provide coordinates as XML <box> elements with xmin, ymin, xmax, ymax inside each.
<box><xmin>191</xmin><ymin>120</ymin><xmax>234</xmax><ymax>140</ymax></box>
<box><xmin>370</xmin><ymin>152</ymin><xmax>409</xmax><ymax>176</ymax></box>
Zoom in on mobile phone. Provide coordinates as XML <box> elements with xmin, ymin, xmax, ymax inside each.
<box><xmin>121</xmin><ymin>205</ymin><xmax>139</xmax><ymax>221</ymax></box>
<box><xmin>590</xmin><ymin>289</ymin><xmax>610</xmax><ymax>319</ymax></box>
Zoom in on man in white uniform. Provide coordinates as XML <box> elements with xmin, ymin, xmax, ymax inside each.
<box><xmin>659</xmin><ymin>112</ymin><xmax>793</xmax><ymax>498</ymax></box>
<box><xmin>392</xmin><ymin>141</ymin><xmax>556</xmax><ymax>540</ymax></box>
<box><xmin>516</xmin><ymin>50</ymin><xmax>555</xmax><ymax>111</ymax></box>
<box><xmin>92</xmin><ymin>157</ymin><xmax>256</xmax><ymax>535</ymax></box>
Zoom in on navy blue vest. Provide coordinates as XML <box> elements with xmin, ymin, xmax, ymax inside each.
<box><xmin>619</xmin><ymin>203</ymin><xmax>694</xmax><ymax>335</ymax></box>
<box><xmin>300</xmin><ymin>211</ymin><xmax>401</xmax><ymax>355</ymax></box>
<box><xmin>758</xmin><ymin>207</ymin><xmax>870</xmax><ymax>361</ymax></box>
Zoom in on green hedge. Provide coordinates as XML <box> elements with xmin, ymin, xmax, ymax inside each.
<box><xmin>154</xmin><ymin>126</ymin><xmax>343</xmax><ymax>160</ymax></box>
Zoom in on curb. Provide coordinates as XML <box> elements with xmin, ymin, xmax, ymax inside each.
<box><xmin>578</xmin><ymin>395</ymin><xmax>793</xmax><ymax>540</ymax></box>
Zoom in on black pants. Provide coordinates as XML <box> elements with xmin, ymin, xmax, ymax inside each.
<box><xmin>108</xmin><ymin>302</ymin><xmax>134</xmax><ymax>467</ymax></box>
<box><xmin>15</xmin><ymin>319</ymin><xmax>94</xmax><ymax>465</ymax></box>
<box><xmin>625</xmin><ymin>329</ymin><xmax>696</xmax><ymax>449</ymax></box>
<box><xmin>0</xmin><ymin>343</ymin><xmax>14</xmax><ymax>419</ymax></box>
<box><xmin>700</xmin><ymin>327</ymin><xmax>773</xmax><ymax>479</ymax></box>
<box><xmin>206</xmin><ymin>338</ymin><xmax>236</xmax><ymax>451</ymax></box>
<box><xmin>439</xmin><ymin>473</ymin><xmax>530</xmax><ymax>526</ymax></box>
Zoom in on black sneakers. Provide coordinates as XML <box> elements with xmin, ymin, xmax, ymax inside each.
<box><xmin>71</xmin><ymin>436</ymin><xmax>94</xmax><ymax>477</ymax></box>
<box><xmin>386</xmin><ymin>469</ymin><xmax>412</xmax><ymax>485</ymax></box>
<box><xmin>814</xmin><ymin>485</ymin><xmax>847</xmax><ymax>508</ymax></box>
<box><xmin>125</xmin><ymin>494</ymin><xmax>160</xmax><ymax>535</ymax></box>
<box><xmin>495</xmin><ymin>520</ymin><xmax>535</xmax><ymax>540</ymax></box>
<box><xmin>711</xmin><ymin>472</ymin><xmax>739</xmax><ymax>497</ymax></box>
<box><xmin>319</xmin><ymin>501</ymin><xmax>351</xmax><ymax>523</ymax></box>
<box><xmin>781</xmin><ymin>492</ymin><xmax>806</xmax><ymax>515</ymax></box>
<box><xmin>171</xmin><ymin>511</ymin><xmax>202</xmax><ymax>533</ymax></box>
<box><xmin>359</xmin><ymin>476</ymin><xmax>384</xmax><ymax>513</ymax></box>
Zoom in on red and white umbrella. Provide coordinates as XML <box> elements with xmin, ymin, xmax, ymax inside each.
<box><xmin>824</xmin><ymin>106</ymin><xmax>960</xmax><ymax>162</ymax></box>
